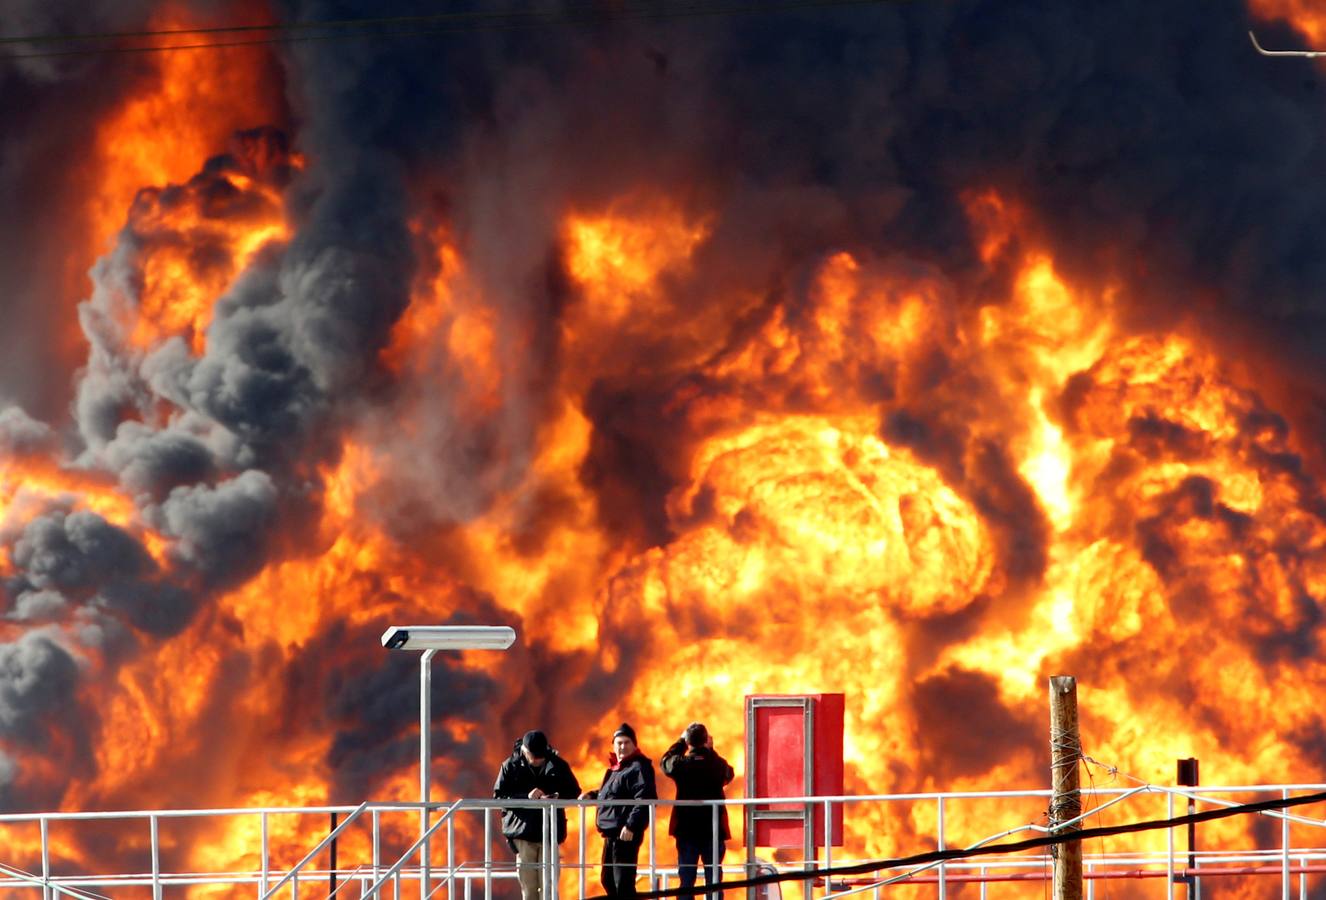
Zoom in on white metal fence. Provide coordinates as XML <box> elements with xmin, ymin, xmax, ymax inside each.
<box><xmin>1</xmin><ymin>784</ymin><xmax>1324</xmax><ymax>899</ymax></box>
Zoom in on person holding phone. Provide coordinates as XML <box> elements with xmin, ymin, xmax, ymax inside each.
<box><xmin>494</xmin><ymin>730</ymin><xmax>582</xmax><ymax>900</ymax></box>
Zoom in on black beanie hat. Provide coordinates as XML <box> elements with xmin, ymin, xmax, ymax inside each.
<box><xmin>522</xmin><ymin>730</ymin><xmax>551</xmax><ymax>756</ymax></box>
<box><xmin>612</xmin><ymin>722</ymin><xmax>637</xmax><ymax>743</ymax></box>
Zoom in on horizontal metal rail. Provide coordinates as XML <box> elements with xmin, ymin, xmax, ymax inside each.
<box><xmin>3</xmin><ymin>783</ymin><xmax>1325</xmax><ymax>897</ymax></box>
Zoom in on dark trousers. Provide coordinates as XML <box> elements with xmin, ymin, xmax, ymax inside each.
<box><xmin>676</xmin><ymin>837</ymin><xmax>726</xmax><ymax>895</ymax></box>
<box><xmin>600</xmin><ymin>835</ymin><xmax>642</xmax><ymax>899</ymax></box>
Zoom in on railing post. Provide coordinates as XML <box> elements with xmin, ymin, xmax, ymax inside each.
<box><xmin>712</xmin><ymin>802</ymin><xmax>721</xmax><ymax>894</ymax></box>
<box><xmin>373</xmin><ymin>809</ymin><xmax>381</xmax><ymax>886</ymax></box>
<box><xmin>421</xmin><ymin>649</ymin><xmax>437</xmax><ymax>899</ymax></box>
<box><xmin>150</xmin><ymin>814</ymin><xmax>162</xmax><ymax>900</ymax></box>
<box><xmin>260</xmin><ymin>812</ymin><xmax>269</xmax><ymax>897</ymax></box>
<box><xmin>823</xmin><ymin>799</ymin><xmax>833</xmax><ymax>897</ymax></box>
<box><xmin>1283</xmin><ymin>788</ymin><xmax>1292</xmax><ymax>900</ymax></box>
<box><xmin>484</xmin><ymin>807</ymin><xmax>493</xmax><ymax>900</ymax></box>
<box><xmin>937</xmin><ymin>796</ymin><xmax>947</xmax><ymax>900</ymax></box>
<box><xmin>579</xmin><ymin>805</ymin><xmax>587</xmax><ymax>900</ymax></box>
<box><xmin>330</xmin><ymin>811</ymin><xmax>339</xmax><ymax>899</ymax></box>
<box><xmin>545</xmin><ymin>804</ymin><xmax>556</xmax><ymax>900</ymax></box>
<box><xmin>448</xmin><ymin>813</ymin><xmax>456</xmax><ymax>900</ymax></box>
<box><xmin>40</xmin><ymin>818</ymin><xmax>50</xmax><ymax>900</ymax></box>
<box><xmin>1166</xmin><ymin>792</ymin><xmax>1175</xmax><ymax>900</ymax></box>
<box><xmin>649</xmin><ymin>803</ymin><xmax>657</xmax><ymax>891</ymax></box>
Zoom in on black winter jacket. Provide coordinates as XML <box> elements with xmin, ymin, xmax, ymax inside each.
<box><xmin>493</xmin><ymin>742</ymin><xmax>582</xmax><ymax>844</ymax></box>
<box><xmin>585</xmin><ymin>751</ymin><xmax>657</xmax><ymax>836</ymax></box>
<box><xmin>661</xmin><ymin>740</ymin><xmax>734</xmax><ymax>841</ymax></box>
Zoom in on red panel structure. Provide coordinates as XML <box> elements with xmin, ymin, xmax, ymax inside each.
<box><xmin>745</xmin><ymin>694</ymin><xmax>844</xmax><ymax>849</ymax></box>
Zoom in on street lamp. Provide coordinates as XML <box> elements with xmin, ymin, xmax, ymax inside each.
<box><xmin>381</xmin><ymin>624</ymin><xmax>517</xmax><ymax>892</ymax></box>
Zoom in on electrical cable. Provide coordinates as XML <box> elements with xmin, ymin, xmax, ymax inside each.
<box><xmin>605</xmin><ymin>788</ymin><xmax>1326</xmax><ymax>900</ymax></box>
<box><xmin>1081</xmin><ymin>754</ymin><xmax>1112</xmax><ymax>900</ymax></box>
<box><xmin>1</xmin><ymin>0</ymin><xmax>901</xmax><ymax>60</ymax></box>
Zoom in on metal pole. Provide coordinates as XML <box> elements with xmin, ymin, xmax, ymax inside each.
<box><xmin>1166</xmin><ymin>793</ymin><xmax>1175</xmax><ymax>900</ymax></box>
<box><xmin>41</xmin><ymin>818</ymin><xmax>50</xmax><ymax>900</ymax></box>
<box><xmin>544</xmin><ymin>804</ymin><xmax>555</xmax><ymax>900</ymax></box>
<box><xmin>803</xmin><ymin>700</ymin><xmax>815</xmax><ymax>900</ymax></box>
<box><xmin>260</xmin><ymin>812</ymin><xmax>270</xmax><ymax>898</ymax></box>
<box><xmin>649</xmin><ymin>804</ymin><xmax>657</xmax><ymax>891</ymax></box>
<box><xmin>712</xmin><ymin>802</ymin><xmax>721</xmax><ymax>894</ymax></box>
<box><xmin>484</xmin><ymin>807</ymin><xmax>493</xmax><ymax>900</ymax></box>
<box><xmin>448</xmin><ymin>813</ymin><xmax>456</xmax><ymax>900</ymax></box>
<box><xmin>937</xmin><ymin>796</ymin><xmax>947</xmax><ymax>900</ymax></box>
<box><xmin>1283</xmin><ymin>788</ymin><xmax>1292</xmax><ymax>900</ymax></box>
<box><xmin>824</xmin><ymin>799</ymin><xmax>833</xmax><ymax>897</ymax></box>
<box><xmin>745</xmin><ymin>700</ymin><xmax>756</xmax><ymax>900</ymax></box>
<box><xmin>330</xmin><ymin>811</ymin><xmax>339</xmax><ymax>898</ymax></box>
<box><xmin>554</xmin><ymin>805</ymin><xmax>564</xmax><ymax>900</ymax></box>
<box><xmin>422</xmin><ymin>648</ymin><xmax>437</xmax><ymax>896</ymax></box>
<box><xmin>1048</xmin><ymin>676</ymin><xmax>1082</xmax><ymax>900</ymax></box>
<box><xmin>373</xmin><ymin>809</ymin><xmax>381</xmax><ymax>886</ymax></box>
<box><xmin>579</xmin><ymin>805</ymin><xmax>587</xmax><ymax>900</ymax></box>
<box><xmin>150</xmin><ymin>814</ymin><xmax>162</xmax><ymax>900</ymax></box>
<box><xmin>1178</xmin><ymin>758</ymin><xmax>1200</xmax><ymax>900</ymax></box>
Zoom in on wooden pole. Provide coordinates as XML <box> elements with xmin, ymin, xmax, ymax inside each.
<box><xmin>1049</xmin><ymin>675</ymin><xmax>1083</xmax><ymax>900</ymax></box>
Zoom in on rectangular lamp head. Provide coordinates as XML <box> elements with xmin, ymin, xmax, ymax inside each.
<box><xmin>380</xmin><ymin>625</ymin><xmax>516</xmax><ymax>651</ymax></box>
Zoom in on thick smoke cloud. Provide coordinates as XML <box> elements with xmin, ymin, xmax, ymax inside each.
<box><xmin>150</xmin><ymin>470</ymin><xmax>280</xmax><ymax>588</ymax></box>
<box><xmin>0</xmin><ymin>407</ymin><xmax>54</xmax><ymax>457</ymax></box>
<box><xmin>0</xmin><ymin>631</ymin><xmax>78</xmax><ymax>742</ymax></box>
<box><xmin>0</xmin><ymin>630</ymin><xmax>90</xmax><ymax>809</ymax></box>
<box><xmin>7</xmin><ymin>510</ymin><xmax>196</xmax><ymax>636</ymax></box>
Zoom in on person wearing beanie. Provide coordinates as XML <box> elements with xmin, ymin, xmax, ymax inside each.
<box><xmin>579</xmin><ymin>722</ymin><xmax>657</xmax><ymax>900</ymax></box>
<box><xmin>493</xmin><ymin>730</ymin><xmax>582</xmax><ymax>900</ymax></box>
<box><xmin>662</xmin><ymin>722</ymin><xmax>734</xmax><ymax>898</ymax></box>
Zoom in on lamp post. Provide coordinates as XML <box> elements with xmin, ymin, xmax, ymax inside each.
<box><xmin>382</xmin><ymin>625</ymin><xmax>517</xmax><ymax>895</ymax></box>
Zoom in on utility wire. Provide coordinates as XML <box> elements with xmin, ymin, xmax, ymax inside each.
<box><xmin>609</xmin><ymin>788</ymin><xmax>1326</xmax><ymax>900</ymax></box>
<box><xmin>1</xmin><ymin>0</ymin><xmax>899</xmax><ymax>60</ymax></box>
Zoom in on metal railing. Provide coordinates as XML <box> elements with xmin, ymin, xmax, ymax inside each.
<box><xmin>1</xmin><ymin>783</ymin><xmax>1324</xmax><ymax>898</ymax></box>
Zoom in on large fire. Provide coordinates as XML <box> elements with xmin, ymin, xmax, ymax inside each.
<box><xmin>3</xmin><ymin>0</ymin><xmax>1326</xmax><ymax>896</ymax></box>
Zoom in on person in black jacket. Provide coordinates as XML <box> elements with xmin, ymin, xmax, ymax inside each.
<box><xmin>662</xmin><ymin>723</ymin><xmax>734</xmax><ymax>897</ymax></box>
<box><xmin>493</xmin><ymin>730</ymin><xmax>582</xmax><ymax>900</ymax></box>
<box><xmin>579</xmin><ymin>722</ymin><xmax>657</xmax><ymax>900</ymax></box>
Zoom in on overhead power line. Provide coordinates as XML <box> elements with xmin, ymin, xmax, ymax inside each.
<box><xmin>610</xmin><ymin>788</ymin><xmax>1326</xmax><ymax>900</ymax></box>
<box><xmin>1</xmin><ymin>0</ymin><xmax>899</xmax><ymax>60</ymax></box>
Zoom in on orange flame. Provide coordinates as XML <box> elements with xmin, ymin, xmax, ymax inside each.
<box><xmin>1248</xmin><ymin>0</ymin><xmax>1326</xmax><ymax>47</ymax></box>
<box><xmin>10</xmin><ymin>56</ymin><xmax>1326</xmax><ymax>892</ymax></box>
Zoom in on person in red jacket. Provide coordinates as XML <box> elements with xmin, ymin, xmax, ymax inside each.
<box><xmin>662</xmin><ymin>723</ymin><xmax>734</xmax><ymax>897</ymax></box>
<box><xmin>580</xmin><ymin>723</ymin><xmax>657</xmax><ymax>900</ymax></box>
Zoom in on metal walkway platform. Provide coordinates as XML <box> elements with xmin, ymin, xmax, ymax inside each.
<box><xmin>2</xmin><ymin>783</ymin><xmax>1324</xmax><ymax>899</ymax></box>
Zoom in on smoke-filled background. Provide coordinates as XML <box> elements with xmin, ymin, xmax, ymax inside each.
<box><xmin>3</xmin><ymin>0</ymin><xmax>1326</xmax><ymax>888</ymax></box>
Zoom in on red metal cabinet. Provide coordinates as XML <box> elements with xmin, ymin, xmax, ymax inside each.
<box><xmin>745</xmin><ymin>693</ymin><xmax>844</xmax><ymax>849</ymax></box>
